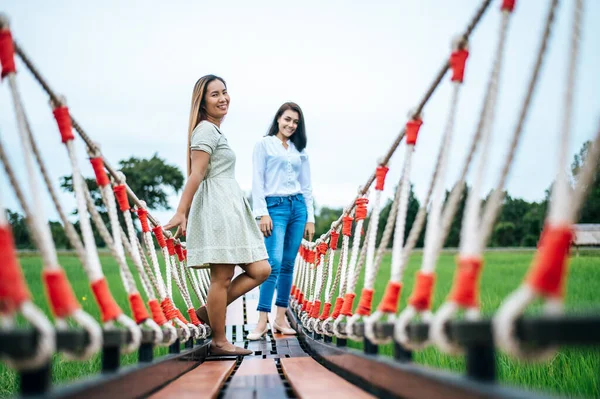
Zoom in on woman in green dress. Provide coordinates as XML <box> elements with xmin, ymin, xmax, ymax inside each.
<box><xmin>164</xmin><ymin>74</ymin><xmax>270</xmax><ymax>356</ymax></box>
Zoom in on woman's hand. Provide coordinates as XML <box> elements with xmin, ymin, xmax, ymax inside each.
<box><xmin>259</xmin><ymin>215</ymin><xmax>273</xmax><ymax>237</ymax></box>
<box><xmin>164</xmin><ymin>212</ymin><xmax>187</xmax><ymax>238</ymax></box>
<box><xmin>304</xmin><ymin>222</ymin><xmax>315</xmax><ymax>242</ymax></box>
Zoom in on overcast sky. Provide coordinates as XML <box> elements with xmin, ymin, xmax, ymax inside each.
<box><xmin>1</xmin><ymin>1</ymin><xmax>599</xmax><ymax>226</ymax></box>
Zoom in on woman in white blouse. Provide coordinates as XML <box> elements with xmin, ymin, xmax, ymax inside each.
<box><xmin>248</xmin><ymin>102</ymin><xmax>315</xmax><ymax>339</ymax></box>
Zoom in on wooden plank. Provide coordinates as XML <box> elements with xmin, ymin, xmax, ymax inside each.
<box><xmin>281</xmin><ymin>357</ymin><xmax>374</xmax><ymax>399</ymax></box>
<box><xmin>149</xmin><ymin>360</ymin><xmax>235</xmax><ymax>399</ymax></box>
<box><xmin>235</xmin><ymin>358</ymin><xmax>278</xmax><ymax>376</ymax></box>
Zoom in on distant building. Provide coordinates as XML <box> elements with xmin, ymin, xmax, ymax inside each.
<box><xmin>573</xmin><ymin>224</ymin><xmax>600</xmax><ymax>255</ymax></box>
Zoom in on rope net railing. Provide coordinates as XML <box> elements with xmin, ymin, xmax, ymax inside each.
<box><xmin>0</xmin><ymin>12</ymin><xmax>211</xmax><ymax>380</ymax></box>
<box><xmin>290</xmin><ymin>0</ymin><xmax>600</xmax><ymax>371</ymax></box>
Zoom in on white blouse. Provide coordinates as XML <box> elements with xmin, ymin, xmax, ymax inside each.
<box><xmin>252</xmin><ymin>135</ymin><xmax>315</xmax><ymax>223</ymax></box>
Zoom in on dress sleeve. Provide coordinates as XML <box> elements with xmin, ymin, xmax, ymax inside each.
<box><xmin>299</xmin><ymin>151</ymin><xmax>315</xmax><ymax>223</ymax></box>
<box><xmin>252</xmin><ymin>140</ymin><xmax>269</xmax><ymax>218</ymax></box>
<box><xmin>190</xmin><ymin>122</ymin><xmax>221</xmax><ymax>155</ymax></box>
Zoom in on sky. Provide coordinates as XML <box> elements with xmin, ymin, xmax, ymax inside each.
<box><xmin>0</xmin><ymin>0</ymin><xmax>599</xmax><ymax>226</ymax></box>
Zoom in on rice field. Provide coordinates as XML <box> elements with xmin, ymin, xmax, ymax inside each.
<box><xmin>0</xmin><ymin>250</ymin><xmax>599</xmax><ymax>398</ymax></box>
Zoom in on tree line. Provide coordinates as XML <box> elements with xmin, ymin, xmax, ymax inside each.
<box><xmin>7</xmin><ymin>141</ymin><xmax>599</xmax><ymax>249</ymax></box>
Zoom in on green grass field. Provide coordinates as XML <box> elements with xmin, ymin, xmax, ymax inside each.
<box><xmin>1</xmin><ymin>250</ymin><xmax>599</xmax><ymax>398</ymax></box>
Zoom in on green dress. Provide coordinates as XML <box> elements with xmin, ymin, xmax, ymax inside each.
<box><xmin>186</xmin><ymin>121</ymin><xmax>268</xmax><ymax>268</ymax></box>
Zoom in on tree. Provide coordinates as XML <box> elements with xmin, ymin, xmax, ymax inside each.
<box><xmin>572</xmin><ymin>140</ymin><xmax>600</xmax><ymax>223</ymax></box>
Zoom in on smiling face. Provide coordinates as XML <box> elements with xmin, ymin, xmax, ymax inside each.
<box><xmin>203</xmin><ymin>79</ymin><xmax>230</xmax><ymax>121</ymax></box>
<box><xmin>277</xmin><ymin>109</ymin><xmax>300</xmax><ymax>139</ymax></box>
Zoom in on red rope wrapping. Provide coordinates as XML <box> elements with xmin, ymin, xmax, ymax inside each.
<box><xmin>310</xmin><ymin>300</ymin><xmax>321</xmax><ymax>318</ymax></box>
<box><xmin>153</xmin><ymin>226</ymin><xmax>167</xmax><ymax>248</ymax></box>
<box><xmin>166</xmin><ymin>238</ymin><xmax>176</xmax><ymax>256</ymax></box>
<box><xmin>297</xmin><ymin>292</ymin><xmax>304</xmax><ymax>304</ymax></box>
<box><xmin>176</xmin><ymin>309</ymin><xmax>188</xmax><ymax>324</ymax></box>
<box><xmin>375</xmin><ymin>166</ymin><xmax>390</xmax><ymax>191</ymax></box>
<box><xmin>0</xmin><ymin>30</ymin><xmax>16</xmax><ymax>78</ymax></box>
<box><xmin>89</xmin><ymin>157</ymin><xmax>110</xmax><ymax>187</ymax></box>
<box><xmin>355</xmin><ymin>198</ymin><xmax>369</xmax><ymax>221</ymax></box>
<box><xmin>160</xmin><ymin>297</ymin><xmax>177</xmax><ymax>320</ymax></box>
<box><xmin>406</xmin><ymin>119</ymin><xmax>423</xmax><ymax>146</ymax></box>
<box><xmin>183</xmin><ymin>249</ymin><xmax>187</xmax><ymax>259</ymax></box>
<box><xmin>0</xmin><ymin>225</ymin><xmax>31</xmax><ymax>314</ymax></box>
<box><xmin>291</xmin><ymin>285</ymin><xmax>297</xmax><ymax>297</ymax></box>
<box><xmin>113</xmin><ymin>184</ymin><xmax>130</xmax><ymax>212</ymax></box>
<box><xmin>128</xmin><ymin>292</ymin><xmax>150</xmax><ymax>324</ymax></box>
<box><xmin>149</xmin><ymin>299</ymin><xmax>167</xmax><ymax>325</ymax></box>
<box><xmin>356</xmin><ymin>288</ymin><xmax>374</xmax><ymax>316</ymax></box>
<box><xmin>306</xmin><ymin>249</ymin><xmax>316</xmax><ymax>264</ymax></box>
<box><xmin>43</xmin><ymin>268</ymin><xmax>80</xmax><ymax>318</ymax></box>
<box><xmin>137</xmin><ymin>207</ymin><xmax>151</xmax><ymax>233</ymax></box>
<box><xmin>342</xmin><ymin>216</ymin><xmax>353</xmax><ymax>236</ymax></box>
<box><xmin>91</xmin><ymin>278</ymin><xmax>122</xmax><ymax>323</ymax></box>
<box><xmin>449</xmin><ymin>256</ymin><xmax>483</xmax><ymax>308</ymax></box>
<box><xmin>187</xmin><ymin>308</ymin><xmax>201</xmax><ymax>326</ymax></box>
<box><xmin>501</xmin><ymin>0</ymin><xmax>516</xmax><ymax>12</ymax></box>
<box><xmin>450</xmin><ymin>48</ymin><xmax>469</xmax><ymax>83</ymax></box>
<box><xmin>319</xmin><ymin>302</ymin><xmax>332</xmax><ymax>320</ymax></box>
<box><xmin>526</xmin><ymin>224</ymin><xmax>573</xmax><ymax>298</ymax></box>
<box><xmin>340</xmin><ymin>293</ymin><xmax>356</xmax><ymax>317</ymax></box>
<box><xmin>175</xmin><ymin>243</ymin><xmax>185</xmax><ymax>261</ymax></box>
<box><xmin>330</xmin><ymin>297</ymin><xmax>345</xmax><ymax>319</ymax></box>
<box><xmin>303</xmin><ymin>299</ymin><xmax>311</xmax><ymax>312</ymax></box>
<box><xmin>306</xmin><ymin>301</ymin><xmax>314</xmax><ymax>315</ymax></box>
<box><xmin>330</xmin><ymin>230</ymin><xmax>340</xmax><ymax>250</ymax></box>
<box><xmin>408</xmin><ymin>272</ymin><xmax>436</xmax><ymax>311</ymax></box>
<box><xmin>378</xmin><ymin>281</ymin><xmax>402</xmax><ymax>313</ymax></box>
<box><xmin>52</xmin><ymin>106</ymin><xmax>75</xmax><ymax>143</ymax></box>
<box><xmin>316</xmin><ymin>242</ymin><xmax>328</xmax><ymax>266</ymax></box>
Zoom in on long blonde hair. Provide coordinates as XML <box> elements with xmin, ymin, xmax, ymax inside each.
<box><xmin>186</xmin><ymin>74</ymin><xmax>226</xmax><ymax>175</ymax></box>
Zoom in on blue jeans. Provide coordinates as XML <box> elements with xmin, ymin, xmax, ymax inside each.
<box><xmin>257</xmin><ymin>194</ymin><xmax>307</xmax><ymax>312</ymax></box>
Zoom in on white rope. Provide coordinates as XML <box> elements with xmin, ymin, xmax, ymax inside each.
<box><xmin>495</xmin><ymin>0</ymin><xmax>586</xmax><ymax>361</ymax></box>
<box><xmin>391</xmin><ymin>150</ymin><xmax>415</xmax><ymax>282</ymax></box>
<box><xmin>431</xmin><ymin>7</ymin><xmax>513</xmax><ymax>355</ymax></box>
<box><xmin>364</xmin><ymin>189</ymin><xmax>383</xmax><ymax>290</ymax></box>
<box><xmin>143</xmin><ymin>232</ymin><xmax>168</xmax><ymax>300</ymax></box>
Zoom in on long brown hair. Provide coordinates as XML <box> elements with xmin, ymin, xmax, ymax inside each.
<box><xmin>267</xmin><ymin>102</ymin><xmax>307</xmax><ymax>151</ymax></box>
<box><xmin>186</xmin><ymin>74</ymin><xmax>226</xmax><ymax>175</ymax></box>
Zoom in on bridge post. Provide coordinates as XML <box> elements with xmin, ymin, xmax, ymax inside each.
<box><xmin>139</xmin><ymin>342</ymin><xmax>154</xmax><ymax>362</ymax></box>
<box><xmin>102</xmin><ymin>345</ymin><xmax>120</xmax><ymax>372</ymax></box>
<box><xmin>466</xmin><ymin>342</ymin><xmax>496</xmax><ymax>381</ymax></box>
<box><xmin>363</xmin><ymin>337</ymin><xmax>378</xmax><ymax>354</ymax></box>
<box><xmin>20</xmin><ymin>362</ymin><xmax>51</xmax><ymax>396</ymax></box>
<box><xmin>393</xmin><ymin>342</ymin><xmax>412</xmax><ymax>362</ymax></box>
<box><xmin>336</xmin><ymin>338</ymin><xmax>347</xmax><ymax>347</ymax></box>
<box><xmin>169</xmin><ymin>338</ymin><xmax>181</xmax><ymax>354</ymax></box>
<box><xmin>185</xmin><ymin>338</ymin><xmax>193</xmax><ymax>349</ymax></box>
<box><xmin>324</xmin><ymin>335</ymin><xmax>332</xmax><ymax>343</ymax></box>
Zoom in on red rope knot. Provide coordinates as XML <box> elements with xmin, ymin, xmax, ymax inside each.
<box><xmin>52</xmin><ymin>106</ymin><xmax>75</xmax><ymax>143</ymax></box>
<box><xmin>319</xmin><ymin>302</ymin><xmax>332</xmax><ymax>320</ymax></box>
<box><xmin>0</xmin><ymin>28</ymin><xmax>16</xmax><ymax>78</ymax></box>
<box><xmin>355</xmin><ymin>198</ymin><xmax>369</xmax><ymax>221</ymax></box>
<box><xmin>299</xmin><ymin>245</ymin><xmax>305</xmax><ymax>261</ymax></box>
<box><xmin>137</xmin><ymin>207</ymin><xmax>151</xmax><ymax>233</ymax></box>
<box><xmin>378</xmin><ymin>281</ymin><xmax>403</xmax><ymax>313</ymax></box>
<box><xmin>526</xmin><ymin>224</ymin><xmax>573</xmax><ymax>298</ymax></box>
<box><xmin>91</xmin><ymin>277</ymin><xmax>122</xmax><ymax>323</ymax></box>
<box><xmin>306</xmin><ymin>249</ymin><xmax>316</xmax><ymax>264</ymax></box>
<box><xmin>406</xmin><ymin>119</ymin><xmax>423</xmax><ymax>146</ymax></box>
<box><xmin>408</xmin><ymin>271</ymin><xmax>436</xmax><ymax>311</ymax></box>
<box><xmin>291</xmin><ymin>285</ymin><xmax>297</xmax><ymax>297</ymax></box>
<box><xmin>43</xmin><ymin>268</ymin><xmax>80</xmax><ymax>318</ymax></box>
<box><xmin>450</xmin><ymin>48</ymin><xmax>469</xmax><ymax>83</ymax></box>
<box><xmin>342</xmin><ymin>216</ymin><xmax>354</xmax><ymax>236</ymax></box>
<box><xmin>113</xmin><ymin>184</ymin><xmax>130</xmax><ymax>212</ymax></box>
<box><xmin>128</xmin><ymin>292</ymin><xmax>150</xmax><ymax>324</ymax></box>
<box><xmin>153</xmin><ymin>226</ymin><xmax>167</xmax><ymax>248</ymax></box>
<box><xmin>356</xmin><ymin>288</ymin><xmax>374</xmax><ymax>316</ymax></box>
<box><xmin>175</xmin><ymin>243</ymin><xmax>185</xmax><ymax>262</ymax></box>
<box><xmin>340</xmin><ymin>293</ymin><xmax>356</xmax><ymax>317</ymax></box>
<box><xmin>183</xmin><ymin>249</ymin><xmax>187</xmax><ymax>259</ymax></box>
<box><xmin>148</xmin><ymin>299</ymin><xmax>167</xmax><ymax>325</ymax></box>
<box><xmin>160</xmin><ymin>297</ymin><xmax>177</xmax><ymax>320</ymax></box>
<box><xmin>375</xmin><ymin>166</ymin><xmax>390</xmax><ymax>191</ymax></box>
<box><xmin>316</xmin><ymin>242</ymin><xmax>328</xmax><ymax>265</ymax></box>
<box><xmin>0</xmin><ymin>225</ymin><xmax>31</xmax><ymax>314</ymax></box>
<box><xmin>89</xmin><ymin>157</ymin><xmax>110</xmax><ymax>187</ymax></box>
<box><xmin>449</xmin><ymin>256</ymin><xmax>483</xmax><ymax>308</ymax></box>
<box><xmin>297</xmin><ymin>292</ymin><xmax>304</xmax><ymax>304</ymax></box>
<box><xmin>166</xmin><ymin>238</ymin><xmax>176</xmax><ymax>257</ymax></box>
<box><xmin>310</xmin><ymin>300</ymin><xmax>322</xmax><ymax>318</ymax></box>
<box><xmin>330</xmin><ymin>229</ymin><xmax>340</xmax><ymax>250</ymax></box>
<box><xmin>302</xmin><ymin>298</ymin><xmax>310</xmax><ymax>312</ymax></box>
<box><xmin>501</xmin><ymin>0</ymin><xmax>516</xmax><ymax>12</ymax></box>
<box><xmin>330</xmin><ymin>297</ymin><xmax>345</xmax><ymax>319</ymax></box>
<box><xmin>187</xmin><ymin>308</ymin><xmax>201</xmax><ymax>326</ymax></box>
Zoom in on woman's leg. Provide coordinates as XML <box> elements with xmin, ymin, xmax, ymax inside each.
<box><xmin>227</xmin><ymin>259</ymin><xmax>271</xmax><ymax>305</ymax></box>
<box><xmin>275</xmin><ymin>197</ymin><xmax>307</xmax><ymax>326</ymax></box>
<box><xmin>207</xmin><ymin>264</ymin><xmax>236</xmax><ymax>347</ymax></box>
